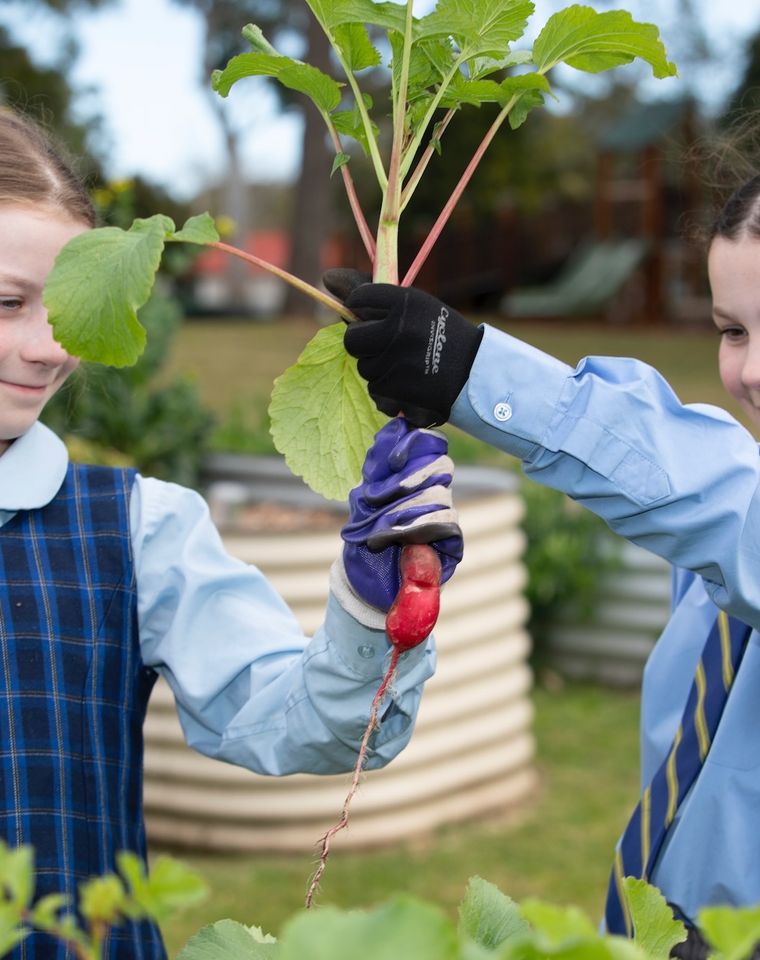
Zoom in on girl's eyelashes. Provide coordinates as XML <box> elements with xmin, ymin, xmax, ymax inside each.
<box><xmin>0</xmin><ymin>297</ymin><xmax>23</xmax><ymax>312</ymax></box>
<box><xmin>718</xmin><ymin>324</ymin><xmax>747</xmax><ymax>342</ymax></box>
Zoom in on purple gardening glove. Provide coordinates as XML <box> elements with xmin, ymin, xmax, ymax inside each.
<box><xmin>341</xmin><ymin>416</ymin><xmax>463</xmax><ymax>612</ymax></box>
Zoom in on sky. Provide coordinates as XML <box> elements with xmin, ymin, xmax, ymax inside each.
<box><xmin>3</xmin><ymin>0</ymin><xmax>760</xmax><ymax>200</ymax></box>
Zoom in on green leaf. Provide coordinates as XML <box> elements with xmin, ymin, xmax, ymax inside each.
<box><xmin>0</xmin><ymin>904</ymin><xmax>28</xmax><ymax>958</ymax></box>
<box><xmin>177</xmin><ymin>919</ymin><xmax>278</xmax><ymax>960</ymax></box>
<box><xmin>469</xmin><ymin>49</ymin><xmax>533</xmax><ymax>80</ymax></box>
<box><xmin>604</xmin><ymin>940</ymin><xmax>651</xmax><ymax>960</ymax></box>
<box><xmin>268</xmin><ymin>323</ymin><xmax>388</xmax><ymax>501</ymax></box>
<box><xmin>698</xmin><ymin>904</ymin><xmax>760</xmax><ymax>960</ymax></box>
<box><xmin>79</xmin><ymin>874</ymin><xmax>127</xmax><ymax>926</ymax></box>
<box><xmin>615</xmin><ymin>879</ymin><xmax>685</xmax><ymax>960</ymax></box>
<box><xmin>532</xmin><ymin>6</ymin><xmax>677</xmax><ymax>78</ymax></box>
<box><xmin>458</xmin><ymin>876</ymin><xmax>529</xmax><ymax>949</ymax></box>
<box><xmin>519</xmin><ymin>899</ymin><xmax>598</xmax><ymax>945</ymax></box>
<box><xmin>508</xmin><ymin>88</ymin><xmax>546</xmax><ymax>129</ymax></box>
<box><xmin>44</xmin><ymin>215</ymin><xmax>171</xmax><ymax>367</ymax></box>
<box><xmin>213</xmin><ymin>52</ymin><xmax>284</xmax><ymax>95</ymax></box>
<box><xmin>393</xmin><ymin>34</ymin><xmax>454</xmax><ymax>102</ymax></box>
<box><xmin>0</xmin><ymin>842</ymin><xmax>35</xmax><ymax>909</ymax></box>
<box><xmin>332</xmin><ymin>93</ymin><xmax>378</xmax><ymax>154</ymax></box>
<box><xmin>500</xmin><ymin>73</ymin><xmax>552</xmax><ymax>99</ymax></box>
<box><xmin>305</xmin><ymin>0</ymin><xmax>409</xmax><ymax>34</ymax></box>
<box><xmin>331</xmin><ymin>153</ymin><xmax>351</xmax><ymax>177</ymax></box>
<box><xmin>420</xmin><ymin>0</ymin><xmax>535</xmax><ymax>59</ymax></box>
<box><xmin>52</xmin><ymin>913</ymin><xmax>92</xmax><ymax>953</ymax></box>
<box><xmin>279</xmin><ymin>62</ymin><xmax>343</xmax><ymax>112</ymax></box>
<box><xmin>169</xmin><ymin>213</ymin><xmax>220</xmax><ymax>245</ymax></box>
<box><xmin>116</xmin><ymin>852</ymin><xmax>208</xmax><ymax>924</ymax></box>
<box><xmin>30</xmin><ymin>894</ymin><xmax>70</xmax><ymax>932</ymax></box>
<box><xmin>333</xmin><ymin>23</ymin><xmax>381</xmax><ymax>71</ymax></box>
<box><xmin>278</xmin><ymin>897</ymin><xmax>458</xmax><ymax>960</ymax></box>
<box><xmin>213</xmin><ymin>53</ymin><xmax>342</xmax><ymax>113</ymax></box>
<box><xmin>622</xmin><ymin>878</ymin><xmax>686</xmax><ymax>960</ymax></box>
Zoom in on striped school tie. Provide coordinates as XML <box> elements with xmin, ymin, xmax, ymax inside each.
<box><xmin>604</xmin><ymin>610</ymin><xmax>752</xmax><ymax>936</ymax></box>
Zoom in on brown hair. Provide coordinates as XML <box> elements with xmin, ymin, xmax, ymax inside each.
<box><xmin>709</xmin><ymin>175</ymin><xmax>760</xmax><ymax>243</ymax></box>
<box><xmin>699</xmin><ymin>108</ymin><xmax>760</xmax><ymax>244</ymax></box>
<box><xmin>0</xmin><ymin>109</ymin><xmax>96</xmax><ymax>226</ymax></box>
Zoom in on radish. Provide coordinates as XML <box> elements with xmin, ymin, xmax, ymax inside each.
<box><xmin>385</xmin><ymin>545</ymin><xmax>442</xmax><ymax>651</ymax></box>
<box><xmin>304</xmin><ymin>544</ymin><xmax>442</xmax><ymax>907</ymax></box>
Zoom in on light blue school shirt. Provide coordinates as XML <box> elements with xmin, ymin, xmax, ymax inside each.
<box><xmin>452</xmin><ymin>324</ymin><xmax>760</xmax><ymax>923</ymax></box>
<box><xmin>1</xmin><ymin>422</ymin><xmax>433</xmax><ymax>777</ymax></box>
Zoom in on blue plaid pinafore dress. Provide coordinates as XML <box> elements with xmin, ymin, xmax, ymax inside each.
<box><xmin>0</xmin><ymin>464</ymin><xmax>164</xmax><ymax>958</ymax></box>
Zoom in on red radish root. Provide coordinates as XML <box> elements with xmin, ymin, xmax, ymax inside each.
<box><xmin>305</xmin><ymin>544</ymin><xmax>442</xmax><ymax>908</ymax></box>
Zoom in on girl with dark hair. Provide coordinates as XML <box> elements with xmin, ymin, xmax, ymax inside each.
<box><xmin>325</xmin><ymin>173</ymin><xmax>760</xmax><ymax>959</ymax></box>
<box><xmin>0</xmin><ymin>108</ymin><xmax>463</xmax><ymax>959</ymax></box>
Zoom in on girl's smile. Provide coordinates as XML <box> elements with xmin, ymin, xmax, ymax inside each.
<box><xmin>0</xmin><ymin>204</ymin><xmax>87</xmax><ymax>453</ymax></box>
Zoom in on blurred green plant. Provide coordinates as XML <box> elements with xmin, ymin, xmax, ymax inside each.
<box><xmin>520</xmin><ymin>481</ymin><xmax>622</xmax><ymax>664</ymax></box>
<box><xmin>0</xmin><ymin>843</ymin><xmax>206</xmax><ymax>960</ymax></box>
<box><xmin>210</xmin><ymin>399</ymin><xmax>279</xmax><ymax>456</ymax></box>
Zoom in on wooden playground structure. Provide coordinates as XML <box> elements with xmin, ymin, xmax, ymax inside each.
<box><xmin>501</xmin><ymin>98</ymin><xmax>709</xmax><ymax>326</ymax></box>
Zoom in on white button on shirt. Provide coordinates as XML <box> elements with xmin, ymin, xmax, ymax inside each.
<box><xmin>493</xmin><ymin>401</ymin><xmax>513</xmax><ymax>421</ymax></box>
<box><xmin>0</xmin><ymin>423</ymin><xmax>434</xmax><ymax>777</ymax></box>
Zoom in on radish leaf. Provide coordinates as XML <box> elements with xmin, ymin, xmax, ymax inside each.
<box><xmin>306</xmin><ymin>0</ymin><xmax>408</xmax><ymax>34</ymax></box>
<box><xmin>278</xmin><ymin>896</ymin><xmax>458</xmax><ymax>960</ymax></box>
<box><xmin>622</xmin><ymin>878</ymin><xmax>687</xmax><ymax>960</ymax></box>
<box><xmin>519</xmin><ymin>899</ymin><xmax>598</xmax><ymax>945</ymax></box>
<box><xmin>169</xmin><ymin>213</ymin><xmax>220</xmax><ymax>245</ymax></box>
<box><xmin>420</xmin><ymin>0</ymin><xmax>535</xmax><ymax>58</ymax></box>
<box><xmin>695</xmin><ymin>903</ymin><xmax>760</xmax><ymax>960</ymax></box>
<box><xmin>44</xmin><ymin>215</ymin><xmax>172</xmax><ymax>367</ymax></box>
<box><xmin>213</xmin><ymin>54</ymin><xmax>342</xmax><ymax>112</ymax></box>
<box><xmin>333</xmin><ymin>23</ymin><xmax>382</xmax><ymax>71</ymax></box>
<box><xmin>457</xmin><ymin>876</ymin><xmax>529</xmax><ymax>949</ymax></box>
<box><xmin>177</xmin><ymin>919</ymin><xmax>277</xmax><ymax>959</ymax></box>
<box><xmin>533</xmin><ymin>6</ymin><xmax>677</xmax><ymax>78</ymax></box>
<box><xmin>268</xmin><ymin>324</ymin><xmax>387</xmax><ymax>501</ymax></box>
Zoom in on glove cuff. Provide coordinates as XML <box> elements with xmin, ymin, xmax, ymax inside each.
<box><xmin>329</xmin><ymin>556</ymin><xmax>387</xmax><ymax>631</ymax></box>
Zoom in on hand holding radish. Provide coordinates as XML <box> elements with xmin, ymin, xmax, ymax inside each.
<box><xmin>339</xmin><ymin>416</ymin><xmax>462</xmax><ymax>613</ymax></box>
<box><xmin>307</xmin><ymin>418</ymin><xmax>462</xmax><ymax>906</ymax></box>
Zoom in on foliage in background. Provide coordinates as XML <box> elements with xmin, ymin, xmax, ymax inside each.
<box><xmin>520</xmin><ymin>481</ymin><xmax>622</xmax><ymax>663</ymax></box>
<box><xmin>210</xmin><ymin>400</ymin><xmax>278</xmax><ymax>456</ymax></box>
<box><xmin>0</xmin><ymin>843</ymin><xmax>206</xmax><ymax>960</ymax></box>
<box><xmin>42</xmin><ymin>288</ymin><xmax>215</xmax><ymax>487</ymax></box>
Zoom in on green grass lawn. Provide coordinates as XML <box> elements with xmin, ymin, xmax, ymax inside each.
<box><xmin>157</xmin><ymin>681</ymin><xmax>641</xmax><ymax>955</ymax></box>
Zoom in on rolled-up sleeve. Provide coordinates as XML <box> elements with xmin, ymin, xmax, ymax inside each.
<box><xmin>451</xmin><ymin>324</ymin><xmax>760</xmax><ymax>628</ymax></box>
<box><xmin>130</xmin><ymin>477</ymin><xmax>434</xmax><ymax>775</ymax></box>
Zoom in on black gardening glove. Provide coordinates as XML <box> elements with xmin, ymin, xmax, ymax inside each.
<box><xmin>323</xmin><ymin>268</ymin><xmax>484</xmax><ymax>427</ymax></box>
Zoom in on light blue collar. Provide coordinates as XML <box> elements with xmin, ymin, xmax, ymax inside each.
<box><xmin>0</xmin><ymin>422</ymin><xmax>69</xmax><ymax>511</ymax></box>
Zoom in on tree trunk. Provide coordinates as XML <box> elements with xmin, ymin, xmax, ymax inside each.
<box><xmin>282</xmin><ymin>13</ymin><xmax>333</xmax><ymax>318</ymax></box>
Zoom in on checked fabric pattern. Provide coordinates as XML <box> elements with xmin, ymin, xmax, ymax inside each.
<box><xmin>0</xmin><ymin>464</ymin><xmax>163</xmax><ymax>959</ymax></box>
<box><xmin>605</xmin><ymin>610</ymin><xmax>752</xmax><ymax>936</ymax></box>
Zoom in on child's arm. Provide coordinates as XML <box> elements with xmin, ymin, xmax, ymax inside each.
<box><xmin>130</xmin><ymin>423</ymin><xmax>461</xmax><ymax>777</ymax></box>
<box><xmin>451</xmin><ymin>324</ymin><xmax>760</xmax><ymax>629</ymax></box>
